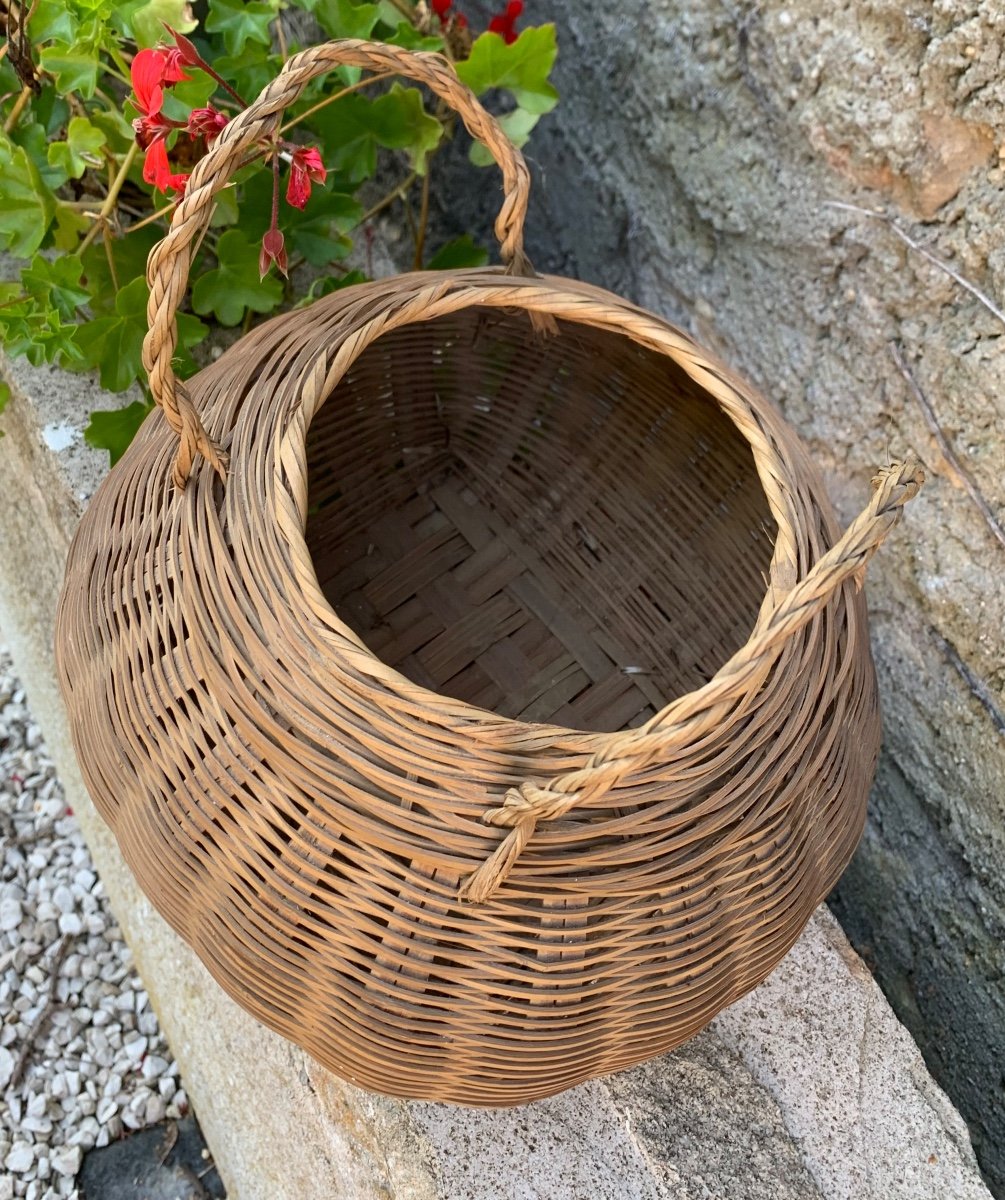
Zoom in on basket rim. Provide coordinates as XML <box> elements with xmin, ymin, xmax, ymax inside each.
<box><xmin>270</xmin><ymin>270</ymin><xmax>801</xmax><ymax>743</ymax></box>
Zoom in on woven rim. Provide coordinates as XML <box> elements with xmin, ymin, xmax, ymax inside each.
<box><xmin>275</xmin><ymin>275</ymin><xmax>799</xmax><ymax>739</ymax></box>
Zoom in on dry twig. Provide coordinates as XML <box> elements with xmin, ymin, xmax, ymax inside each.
<box><xmin>889</xmin><ymin>341</ymin><xmax>1005</xmax><ymax>553</ymax></box>
<box><xmin>9</xmin><ymin>933</ymin><xmax>73</xmax><ymax>1090</ymax></box>
<box><xmin>826</xmin><ymin>201</ymin><xmax>1005</xmax><ymax>328</ymax></box>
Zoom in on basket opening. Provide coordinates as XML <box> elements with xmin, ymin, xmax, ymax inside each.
<box><xmin>304</xmin><ymin>308</ymin><xmax>775</xmax><ymax>732</ymax></box>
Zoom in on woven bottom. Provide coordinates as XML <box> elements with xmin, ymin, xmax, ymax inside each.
<box><xmin>305</xmin><ymin>309</ymin><xmax>776</xmax><ymax>727</ymax></box>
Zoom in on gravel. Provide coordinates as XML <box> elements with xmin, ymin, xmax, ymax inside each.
<box><xmin>1</xmin><ymin>648</ymin><xmax>188</xmax><ymax>1199</ymax></box>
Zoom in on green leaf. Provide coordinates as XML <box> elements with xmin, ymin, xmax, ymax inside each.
<box><xmin>38</xmin><ymin>42</ymin><xmax>102</xmax><ymax>98</ymax></box>
<box><xmin>0</xmin><ymin>379</ymin><xmax>10</xmax><ymax>415</ymax></box>
<box><xmin>160</xmin><ymin>70</ymin><xmax>218</xmax><ymax>121</ymax></box>
<box><xmin>206</xmin><ymin>0</ymin><xmax>279</xmax><ymax>55</ymax></box>
<box><xmin>81</xmin><ymin>228</ymin><xmax>162</xmax><ymax>312</ymax></box>
<box><xmin>127</xmin><ymin>0</ymin><xmax>199</xmax><ymax>47</ymax></box>
<box><xmin>30</xmin><ymin>0</ymin><xmax>79</xmax><ymax>44</ymax></box>
<box><xmin>84</xmin><ymin>400</ymin><xmax>154</xmax><ymax>465</ymax></box>
<box><xmin>14</xmin><ymin>122</ymin><xmax>69</xmax><ymax>190</ymax></box>
<box><xmin>0</xmin><ymin>286</ymin><xmax>83</xmax><ymax>367</ymax></box>
<box><xmin>313</xmin><ymin>0</ymin><xmax>379</xmax><ymax>39</ymax></box>
<box><xmin>0</xmin><ymin>135</ymin><xmax>57</xmax><ymax>258</ymax></box>
<box><xmin>191</xmin><ymin>228</ymin><xmax>284</xmax><ymax>326</ymax></box>
<box><xmin>299</xmin><ymin>269</ymin><xmax>368</xmax><ymax>305</ymax></box>
<box><xmin>310</xmin><ymin>84</ymin><xmax>443</xmax><ymax>181</ymax></box>
<box><xmin>209</xmin><ymin>46</ymin><xmax>281</xmax><ymax>101</ymax></box>
<box><xmin>74</xmin><ymin>276</ymin><xmax>207</xmax><ymax>392</ymax></box>
<box><xmin>426</xmin><ymin>235</ymin><xmax>490</xmax><ymax>270</ymax></box>
<box><xmin>456</xmin><ymin>26</ymin><xmax>559</xmax><ymax>114</ymax></box>
<box><xmin>48</xmin><ymin>115</ymin><xmax>107</xmax><ymax>180</ymax></box>
<box><xmin>51</xmin><ymin>205</ymin><xmax>93</xmax><ymax>251</ymax></box>
<box><xmin>469</xmin><ymin>107</ymin><xmax>540</xmax><ymax>165</ymax></box>
<box><xmin>82</xmin><ymin>110</ymin><xmax>133</xmax><ymax>159</ymax></box>
<box><xmin>385</xmin><ymin>21</ymin><xmax>444</xmax><ymax>52</ymax></box>
<box><xmin>21</xmin><ymin>255</ymin><xmax>91</xmax><ymax>321</ymax></box>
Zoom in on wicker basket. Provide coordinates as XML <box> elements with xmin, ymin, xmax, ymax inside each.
<box><xmin>55</xmin><ymin>40</ymin><xmax>922</xmax><ymax>1107</ymax></box>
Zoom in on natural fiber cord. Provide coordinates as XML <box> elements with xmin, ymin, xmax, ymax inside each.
<box><xmin>55</xmin><ymin>40</ymin><xmax>922</xmax><ymax>1106</ymax></box>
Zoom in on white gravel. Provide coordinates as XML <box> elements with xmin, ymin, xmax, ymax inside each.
<box><xmin>1</xmin><ymin>648</ymin><xmax>188</xmax><ymax>1198</ymax></box>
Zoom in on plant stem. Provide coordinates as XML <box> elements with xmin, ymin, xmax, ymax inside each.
<box><xmin>274</xmin><ymin>13</ymin><xmax>288</xmax><ymax>63</ymax></box>
<box><xmin>75</xmin><ymin>140</ymin><xmax>140</xmax><ymax>256</ymax></box>
<box><xmin>2</xmin><ymin>85</ymin><xmax>31</xmax><ymax>134</ymax></box>
<box><xmin>413</xmin><ymin>167</ymin><xmax>431</xmax><ymax>269</ymax></box>
<box><xmin>278</xmin><ymin>71</ymin><xmax>398</xmax><ymax>135</ymax></box>
<box><xmin>124</xmin><ymin>199</ymin><xmax>177</xmax><ymax>235</ymax></box>
<box><xmin>102</xmin><ymin>224</ymin><xmax>120</xmax><ymax>291</ymax></box>
<box><xmin>359</xmin><ymin>172</ymin><xmax>417</xmax><ymax>224</ymax></box>
<box><xmin>386</xmin><ymin>0</ymin><xmax>416</xmax><ymax>21</ymax></box>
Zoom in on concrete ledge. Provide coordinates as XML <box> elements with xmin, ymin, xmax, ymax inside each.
<box><xmin>0</xmin><ymin>349</ymin><xmax>991</xmax><ymax>1200</ymax></box>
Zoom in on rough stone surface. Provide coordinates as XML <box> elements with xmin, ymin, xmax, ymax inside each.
<box><xmin>439</xmin><ymin>1</ymin><xmax>1004</xmax><ymax>1191</ymax></box>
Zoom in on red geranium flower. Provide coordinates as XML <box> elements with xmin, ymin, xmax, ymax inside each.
<box><xmin>130</xmin><ymin>46</ymin><xmax>194</xmax><ymax>196</ymax></box>
<box><xmin>488</xmin><ymin>0</ymin><xmax>523</xmax><ymax>43</ymax></box>
<box><xmin>259</xmin><ymin>227</ymin><xmax>288</xmax><ymax>278</ymax></box>
<box><xmin>142</xmin><ymin>139</ymin><xmax>189</xmax><ymax>196</ymax></box>
<box><xmin>286</xmin><ymin>146</ymin><xmax>327</xmax><ymax>210</ymax></box>
<box><xmin>187</xmin><ymin>104</ymin><xmax>229</xmax><ymax>145</ymax></box>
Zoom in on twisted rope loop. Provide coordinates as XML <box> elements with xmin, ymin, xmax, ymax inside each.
<box><xmin>142</xmin><ymin>39</ymin><xmax>537</xmax><ymax>489</ymax></box>
<box><xmin>460</xmin><ymin>458</ymin><xmax>925</xmax><ymax>903</ymax></box>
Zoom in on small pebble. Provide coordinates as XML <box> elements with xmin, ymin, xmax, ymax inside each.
<box><xmin>1</xmin><ymin>649</ymin><xmax>187</xmax><ymax>1200</ymax></box>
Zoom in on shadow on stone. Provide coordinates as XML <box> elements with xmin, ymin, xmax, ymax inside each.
<box><xmin>78</xmin><ymin>1116</ymin><xmax>225</xmax><ymax>1200</ymax></box>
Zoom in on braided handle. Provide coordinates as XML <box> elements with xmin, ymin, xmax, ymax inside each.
<box><xmin>460</xmin><ymin>458</ymin><xmax>925</xmax><ymax>903</ymax></box>
<box><xmin>143</xmin><ymin>39</ymin><xmax>535</xmax><ymax>489</ymax></box>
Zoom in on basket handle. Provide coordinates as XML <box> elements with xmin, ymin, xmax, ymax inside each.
<box><xmin>459</xmin><ymin>458</ymin><xmax>925</xmax><ymax>903</ymax></box>
<box><xmin>143</xmin><ymin>39</ymin><xmax>536</xmax><ymax>489</ymax></box>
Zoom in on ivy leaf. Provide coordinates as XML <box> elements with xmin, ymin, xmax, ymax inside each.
<box><xmin>14</xmin><ymin>122</ymin><xmax>69</xmax><ymax>190</ymax></box>
<box><xmin>21</xmin><ymin>255</ymin><xmax>90</xmax><ymax>321</ymax></box>
<box><xmin>88</xmin><ymin>109</ymin><xmax>136</xmax><ymax>156</ymax></box>
<box><xmin>311</xmin><ymin>85</ymin><xmax>443</xmax><ymax>181</ymax></box>
<box><xmin>312</xmin><ymin>0</ymin><xmax>379</xmax><ymax>80</ymax></box>
<box><xmin>206</xmin><ymin>0</ymin><xmax>280</xmax><ymax>55</ymax></box>
<box><xmin>38</xmin><ymin>42</ymin><xmax>102</xmax><ymax>98</ymax></box>
<box><xmin>469</xmin><ymin>107</ymin><xmax>540</xmax><ymax>165</ymax></box>
<box><xmin>191</xmin><ymin>228</ymin><xmax>284</xmax><ymax>326</ymax></box>
<box><xmin>74</xmin><ymin>276</ymin><xmax>208</xmax><ymax>392</ymax></box>
<box><xmin>210</xmin><ymin>46</ymin><xmax>281</xmax><ymax>102</ymax></box>
<box><xmin>0</xmin><ymin>135</ymin><xmax>57</xmax><ymax>258</ymax></box>
<box><xmin>456</xmin><ymin>26</ymin><xmax>559</xmax><ymax>114</ymax></box>
<box><xmin>48</xmin><ymin>116</ymin><xmax>107</xmax><ymax>180</ymax></box>
<box><xmin>385</xmin><ymin>22</ymin><xmax>444</xmax><ymax>52</ymax></box>
<box><xmin>0</xmin><ymin>287</ymin><xmax>83</xmax><ymax>367</ymax></box>
<box><xmin>29</xmin><ymin>0</ymin><xmax>78</xmax><ymax>44</ymax></box>
<box><xmin>51</xmin><ymin>205</ymin><xmax>93</xmax><ymax>252</ymax></box>
<box><xmin>84</xmin><ymin>400</ymin><xmax>154</xmax><ymax>465</ymax></box>
<box><xmin>126</xmin><ymin>0</ymin><xmax>199</xmax><ymax>47</ymax></box>
<box><xmin>426</xmin><ymin>235</ymin><xmax>490</xmax><ymax>270</ymax></box>
<box><xmin>0</xmin><ymin>379</ymin><xmax>10</xmax><ymax>421</ymax></box>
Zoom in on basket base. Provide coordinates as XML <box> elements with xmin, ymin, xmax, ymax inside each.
<box><xmin>316</xmin><ymin>464</ymin><xmax>668</xmax><ymax>730</ymax></box>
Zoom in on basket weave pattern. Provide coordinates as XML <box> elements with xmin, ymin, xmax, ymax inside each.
<box><xmin>55</xmin><ymin>41</ymin><xmax>922</xmax><ymax>1106</ymax></box>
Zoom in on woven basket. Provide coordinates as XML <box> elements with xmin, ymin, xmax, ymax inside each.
<box><xmin>55</xmin><ymin>40</ymin><xmax>923</xmax><ymax>1107</ymax></box>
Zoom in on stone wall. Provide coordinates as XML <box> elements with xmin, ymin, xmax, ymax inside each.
<box><xmin>439</xmin><ymin>0</ymin><xmax>1004</xmax><ymax>1190</ymax></box>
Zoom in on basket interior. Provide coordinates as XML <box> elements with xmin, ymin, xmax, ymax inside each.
<box><xmin>304</xmin><ymin>308</ymin><xmax>775</xmax><ymax>731</ymax></box>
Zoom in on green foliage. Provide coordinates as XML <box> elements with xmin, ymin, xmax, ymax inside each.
<box><xmin>426</xmin><ymin>235</ymin><xmax>489</xmax><ymax>270</ymax></box>
<box><xmin>75</xmin><ymin>277</ymin><xmax>207</xmax><ymax>391</ymax></box>
<box><xmin>84</xmin><ymin>400</ymin><xmax>154</xmax><ymax>464</ymax></box>
<box><xmin>191</xmin><ymin>230</ymin><xmax>285</xmax><ymax>326</ymax></box>
<box><xmin>0</xmin><ymin>0</ymin><xmax>559</xmax><ymax>461</ymax></box>
<box><xmin>205</xmin><ymin>0</ymin><xmax>281</xmax><ymax>55</ymax></box>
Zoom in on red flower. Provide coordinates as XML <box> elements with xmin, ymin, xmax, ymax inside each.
<box><xmin>130</xmin><ymin>47</ymin><xmax>190</xmax><ymax>118</ymax></box>
<box><xmin>431</xmin><ymin>0</ymin><xmax>451</xmax><ymax>15</ymax></box>
<box><xmin>142</xmin><ymin>139</ymin><xmax>189</xmax><ymax>196</ymax></box>
<box><xmin>187</xmin><ymin>105</ymin><xmax>229</xmax><ymax>145</ymax></box>
<box><xmin>285</xmin><ymin>146</ymin><xmax>327</xmax><ymax>210</ymax></box>
<box><xmin>260</xmin><ymin>228</ymin><xmax>288</xmax><ymax>278</ymax></box>
<box><xmin>130</xmin><ymin>45</ymin><xmax>196</xmax><ymax>196</ymax></box>
<box><xmin>164</xmin><ymin>25</ymin><xmax>204</xmax><ymax>69</ymax></box>
<box><xmin>488</xmin><ymin>0</ymin><xmax>523</xmax><ymax>43</ymax></box>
